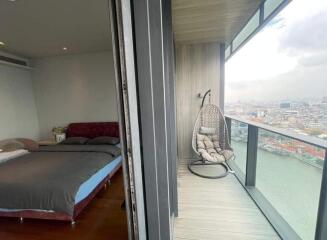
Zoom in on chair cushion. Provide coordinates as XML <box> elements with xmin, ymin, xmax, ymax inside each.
<box><xmin>198</xmin><ymin>148</ymin><xmax>225</xmax><ymax>163</ymax></box>
<box><xmin>196</xmin><ymin>134</ymin><xmax>225</xmax><ymax>162</ymax></box>
<box><xmin>221</xmin><ymin>150</ymin><xmax>234</xmax><ymax>160</ymax></box>
<box><xmin>211</xmin><ymin>134</ymin><xmax>221</xmax><ymax>150</ymax></box>
<box><xmin>204</xmin><ymin>137</ymin><xmax>214</xmax><ymax>148</ymax></box>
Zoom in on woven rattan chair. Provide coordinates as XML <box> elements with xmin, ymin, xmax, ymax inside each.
<box><xmin>189</xmin><ymin>90</ymin><xmax>235</xmax><ymax>178</ymax></box>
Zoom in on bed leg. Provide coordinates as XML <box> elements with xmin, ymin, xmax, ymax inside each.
<box><xmin>108</xmin><ymin>179</ymin><xmax>112</xmax><ymax>186</ymax></box>
<box><xmin>71</xmin><ymin>220</ymin><xmax>76</xmax><ymax>227</ymax></box>
<box><xmin>19</xmin><ymin>217</ymin><xmax>24</xmax><ymax>223</ymax></box>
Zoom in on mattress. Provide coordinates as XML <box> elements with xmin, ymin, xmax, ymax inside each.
<box><xmin>75</xmin><ymin>155</ymin><xmax>122</xmax><ymax>203</ymax></box>
<box><xmin>0</xmin><ymin>154</ymin><xmax>122</xmax><ymax>213</ymax></box>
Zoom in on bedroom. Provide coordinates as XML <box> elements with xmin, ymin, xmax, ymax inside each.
<box><xmin>3</xmin><ymin>0</ymin><xmax>323</xmax><ymax>239</ymax></box>
<box><xmin>0</xmin><ymin>0</ymin><xmax>129</xmax><ymax>239</ymax></box>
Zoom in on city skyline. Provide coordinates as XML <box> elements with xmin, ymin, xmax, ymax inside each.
<box><xmin>226</xmin><ymin>99</ymin><xmax>327</xmax><ymax>141</ymax></box>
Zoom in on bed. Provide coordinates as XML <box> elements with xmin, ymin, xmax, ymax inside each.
<box><xmin>0</xmin><ymin>122</ymin><xmax>122</xmax><ymax>224</ymax></box>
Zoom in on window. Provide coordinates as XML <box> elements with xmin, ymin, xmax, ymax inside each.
<box><xmin>230</xmin><ymin>120</ymin><xmax>248</xmax><ymax>175</ymax></box>
<box><xmin>226</xmin><ymin>0</ymin><xmax>286</xmax><ymax>60</ymax></box>
<box><xmin>226</xmin><ymin>0</ymin><xmax>327</xmax><ymax>143</ymax></box>
<box><xmin>264</xmin><ymin>0</ymin><xmax>284</xmax><ymax>19</ymax></box>
<box><xmin>225</xmin><ymin>45</ymin><xmax>231</xmax><ymax>59</ymax></box>
<box><xmin>232</xmin><ymin>10</ymin><xmax>260</xmax><ymax>51</ymax></box>
<box><xmin>256</xmin><ymin>130</ymin><xmax>324</xmax><ymax>240</ymax></box>
<box><xmin>225</xmin><ymin>1</ymin><xmax>327</xmax><ymax>239</ymax></box>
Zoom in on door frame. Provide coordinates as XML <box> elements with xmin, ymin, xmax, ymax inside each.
<box><xmin>109</xmin><ymin>0</ymin><xmax>146</xmax><ymax>239</ymax></box>
<box><xmin>131</xmin><ymin>0</ymin><xmax>178</xmax><ymax>239</ymax></box>
<box><xmin>109</xmin><ymin>0</ymin><xmax>178</xmax><ymax>239</ymax></box>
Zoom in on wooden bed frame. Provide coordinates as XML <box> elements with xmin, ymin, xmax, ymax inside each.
<box><xmin>0</xmin><ymin>122</ymin><xmax>122</xmax><ymax>224</ymax></box>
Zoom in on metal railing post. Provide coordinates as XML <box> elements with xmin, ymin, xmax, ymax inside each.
<box><xmin>245</xmin><ymin>125</ymin><xmax>258</xmax><ymax>187</ymax></box>
<box><xmin>225</xmin><ymin>117</ymin><xmax>232</xmax><ymax>144</ymax></box>
<box><xmin>315</xmin><ymin>150</ymin><xmax>327</xmax><ymax>240</ymax></box>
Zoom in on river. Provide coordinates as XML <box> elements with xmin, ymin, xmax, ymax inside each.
<box><xmin>232</xmin><ymin>141</ymin><xmax>323</xmax><ymax>240</ymax></box>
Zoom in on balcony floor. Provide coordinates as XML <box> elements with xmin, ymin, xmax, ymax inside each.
<box><xmin>173</xmin><ymin>159</ymin><xmax>280</xmax><ymax>240</ymax></box>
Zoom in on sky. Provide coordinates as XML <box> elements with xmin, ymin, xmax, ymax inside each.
<box><xmin>225</xmin><ymin>0</ymin><xmax>327</xmax><ymax>103</ymax></box>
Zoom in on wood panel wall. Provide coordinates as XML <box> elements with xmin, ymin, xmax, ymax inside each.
<box><xmin>175</xmin><ymin>42</ymin><xmax>222</xmax><ymax>159</ymax></box>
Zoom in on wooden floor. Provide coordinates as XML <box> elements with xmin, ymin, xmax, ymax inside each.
<box><xmin>0</xmin><ymin>169</ymin><xmax>128</xmax><ymax>240</ymax></box>
<box><xmin>174</xmin><ymin>160</ymin><xmax>280</xmax><ymax>240</ymax></box>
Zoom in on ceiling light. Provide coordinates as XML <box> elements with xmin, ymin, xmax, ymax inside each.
<box><xmin>0</xmin><ymin>42</ymin><xmax>5</xmax><ymax>46</ymax></box>
<box><xmin>62</xmin><ymin>47</ymin><xmax>68</xmax><ymax>51</ymax></box>
<box><xmin>8</xmin><ymin>0</ymin><xmax>16</xmax><ymax>2</ymax></box>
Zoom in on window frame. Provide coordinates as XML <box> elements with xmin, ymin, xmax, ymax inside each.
<box><xmin>225</xmin><ymin>0</ymin><xmax>291</xmax><ymax>61</ymax></box>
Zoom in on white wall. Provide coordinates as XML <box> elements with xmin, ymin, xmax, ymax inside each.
<box><xmin>32</xmin><ymin>51</ymin><xmax>118</xmax><ymax>139</ymax></box>
<box><xmin>0</xmin><ymin>64</ymin><xmax>40</xmax><ymax>140</ymax></box>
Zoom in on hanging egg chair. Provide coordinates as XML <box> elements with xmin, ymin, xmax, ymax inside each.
<box><xmin>189</xmin><ymin>89</ymin><xmax>235</xmax><ymax>178</ymax></box>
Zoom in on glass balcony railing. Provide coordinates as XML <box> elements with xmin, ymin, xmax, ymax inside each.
<box><xmin>230</xmin><ymin>120</ymin><xmax>248</xmax><ymax>175</ymax></box>
<box><xmin>225</xmin><ymin>115</ymin><xmax>327</xmax><ymax>240</ymax></box>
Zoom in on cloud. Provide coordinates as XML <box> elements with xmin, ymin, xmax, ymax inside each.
<box><xmin>226</xmin><ymin>0</ymin><xmax>327</xmax><ymax>103</ymax></box>
<box><xmin>298</xmin><ymin>52</ymin><xmax>327</xmax><ymax>67</ymax></box>
<box><xmin>279</xmin><ymin>11</ymin><xmax>327</xmax><ymax>54</ymax></box>
<box><xmin>226</xmin><ymin>66</ymin><xmax>327</xmax><ymax>103</ymax></box>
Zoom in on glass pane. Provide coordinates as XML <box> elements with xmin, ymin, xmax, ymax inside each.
<box><xmin>256</xmin><ymin>129</ymin><xmax>324</xmax><ymax>240</ymax></box>
<box><xmin>231</xmin><ymin>120</ymin><xmax>248</xmax><ymax>175</ymax></box>
<box><xmin>232</xmin><ymin>10</ymin><xmax>260</xmax><ymax>51</ymax></box>
<box><xmin>264</xmin><ymin>0</ymin><xmax>284</xmax><ymax>19</ymax></box>
<box><xmin>225</xmin><ymin>0</ymin><xmax>327</xmax><ymax>145</ymax></box>
<box><xmin>225</xmin><ymin>45</ymin><xmax>231</xmax><ymax>59</ymax></box>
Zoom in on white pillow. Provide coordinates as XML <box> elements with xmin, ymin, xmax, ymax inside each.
<box><xmin>0</xmin><ymin>149</ymin><xmax>29</xmax><ymax>164</ymax></box>
<box><xmin>200</xmin><ymin>126</ymin><xmax>216</xmax><ymax>135</ymax></box>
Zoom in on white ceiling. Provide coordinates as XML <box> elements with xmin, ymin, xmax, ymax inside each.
<box><xmin>0</xmin><ymin>0</ymin><xmax>262</xmax><ymax>58</ymax></box>
<box><xmin>0</xmin><ymin>0</ymin><xmax>112</xmax><ymax>58</ymax></box>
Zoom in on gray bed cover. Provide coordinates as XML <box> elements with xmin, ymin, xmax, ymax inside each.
<box><xmin>0</xmin><ymin>145</ymin><xmax>121</xmax><ymax>215</ymax></box>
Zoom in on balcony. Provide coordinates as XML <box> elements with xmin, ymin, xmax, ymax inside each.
<box><xmin>174</xmin><ymin>115</ymin><xmax>327</xmax><ymax>240</ymax></box>
<box><xmin>174</xmin><ymin>159</ymin><xmax>280</xmax><ymax>240</ymax></box>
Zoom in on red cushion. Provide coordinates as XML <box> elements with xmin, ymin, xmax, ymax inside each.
<box><xmin>66</xmin><ymin>122</ymin><xmax>119</xmax><ymax>139</ymax></box>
